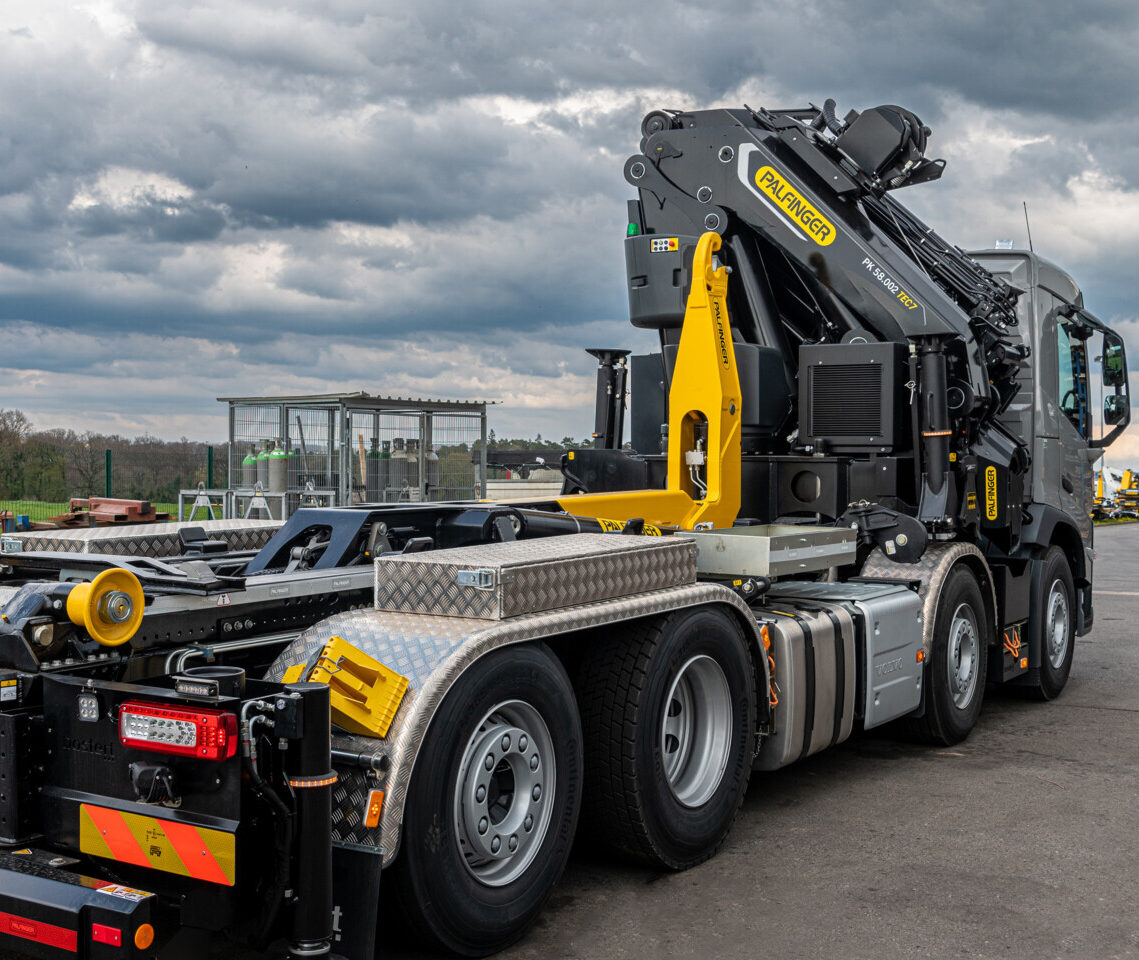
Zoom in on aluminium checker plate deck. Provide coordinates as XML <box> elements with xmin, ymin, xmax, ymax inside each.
<box><xmin>2</xmin><ymin>518</ymin><xmax>281</xmax><ymax>558</ymax></box>
<box><xmin>270</xmin><ymin>531</ymin><xmax>764</xmax><ymax>866</ymax></box>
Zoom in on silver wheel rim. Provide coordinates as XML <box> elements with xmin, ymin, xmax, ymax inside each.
<box><xmin>1046</xmin><ymin>581</ymin><xmax>1070</xmax><ymax>669</ymax></box>
<box><xmin>947</xmin><ymin>602</ymin><xmax>980</xmax><ymax>710</ymax></box>
<box><xmin>660</xmin><ymin>655</ymin><xmax>733</xmax><ymax>808</ymax></box>
<box><xmin>453</xmin><ymin>699</ymin><xmax>555</xmax><ymax>887</ymax></box>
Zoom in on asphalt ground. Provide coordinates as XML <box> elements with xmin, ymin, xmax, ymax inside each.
<box><xmin>484</xmin><ymin>522</ymin><xmax>1139</xmax><ymax>960</ymax></box>
<box><xmin>5</xmin><ymin>526</ymin><xmax>1138</xmax><ymax>960</ymax></box>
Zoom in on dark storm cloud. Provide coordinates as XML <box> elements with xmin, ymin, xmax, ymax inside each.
<box><xmin>2</xmin><ymin>0</ymin><xmax>1139</xmax><ymax>443</ymax></box>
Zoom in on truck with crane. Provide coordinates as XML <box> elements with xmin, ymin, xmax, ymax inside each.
<box><xmin>0</xmin><ymin>97</ymin><xmax>1129</xmax><ymax>960</ymax></box>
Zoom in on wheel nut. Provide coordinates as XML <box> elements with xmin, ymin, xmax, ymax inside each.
<box><xmin>484</xmin><ymin>753</ymin><xmax>495</xmax><ymax>771</ymax></box>
<box><xmin>475</xmin><ymin>785</ymin><xmax>486</xmax><ymax>803</ymax></box>
<box><xmin>530</xmin><ymin>754</ymin><xmax>539</xmax><ymax>771</ymax></box>
<box><xmin>500</xmin><ymin>734</ymin><xmax>511</xmax><ymax>751</ymax></box>
<box><xmin>524</xmin><ymin>814</ymin><xmax>533</xmax><ymax>831</ymax></box>
<box><xmin>491</xmin><ymin>836</ymin><xmax>501</xmax><ymax>854</ymax></box>
<box><xmin>478</xmin><ymin>817</ymin><xmax>488</xmax><ymax>835</ymax></box>
<box><xmin>508</xmin><ymin>835</ymin><xmax>518</xmax><ymax>852</ymax></box>
<box><xmin>532</xmin><ymin>785</ymin><xmax>541</xmax><ymax>801</ymax></box>
<box><xmin>518</xmin><ymin>735</ymin><xmax>528</xmax><ymax>751</ymax></box>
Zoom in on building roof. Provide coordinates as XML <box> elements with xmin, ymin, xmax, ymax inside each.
<box><xmin>217</xmin><ymin>391</ymin><xmax>490</xmax><ymax>412</ymax></box>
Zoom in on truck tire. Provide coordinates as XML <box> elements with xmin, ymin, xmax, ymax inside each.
<box><xmin>388</xmin><ymin>643</ymin><xmax>582</xmax><ymax>956</ymax></box>
<box><xmin>908</xmin><ymin>564</ymin><xmax>989</xmax><ymax>745</ymax></box>
<box><xmin>577</xmin><ymin>607</ymin><xmax>756</xmax><ymax>870</ymax></box>
<box><xmin>1031</xmin><ymin>546</ymin><xmax>1075</xmax><ymax>700</ymax></box>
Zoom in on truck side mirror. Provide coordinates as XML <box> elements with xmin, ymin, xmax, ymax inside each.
<box><xmin>1104</xmin><ymin>342</ymin><xmax>1126</xmax><ymax>387</ymax></box>
<box><xmin>1105</xmin><ymin>394</ymin><xmax>1129</xmax><ymax>425</ymax></box>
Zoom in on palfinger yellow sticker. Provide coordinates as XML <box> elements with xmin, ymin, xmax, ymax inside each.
<box><xmin>595</xmin><ymin>517</ymin><xmax>663</xmax><ymax>536</ymax></box>
<box><xmin>755</xmin><ymin>166</ymin><xmax>835</xmax><ymax>246</ymax></box>
<box><xmin>984</xmin><ymin>466</ymin><xmax>999</xmax><ymax>521</ymax></box>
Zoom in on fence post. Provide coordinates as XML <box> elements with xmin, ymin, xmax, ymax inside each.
<box><xmin>207</xmin><ymin>446</ymin><xmax>214</xmax><ymax>489</ymax></box>
<box><xmin>104</xmin><ymin>450</ymin><xmax>112</xmax><ymax>498</ymax></box>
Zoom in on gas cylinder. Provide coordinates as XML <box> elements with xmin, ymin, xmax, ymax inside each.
<box><xmin>366</xmin><ymin>439</ymin><xmax>382</xmax><ymax>502</ymax></box>
<box><xmin>242</xmin><ymin>447</ymin><xmax>257</xmax><ymax>487</ymax></box>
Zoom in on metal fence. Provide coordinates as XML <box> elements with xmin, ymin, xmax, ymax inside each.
<box><xmin>1</xmin><ymin>441</ymin><xmax>229</xmax><ymax>524</ymax></box>
<box><xmin>225</xmin><ymin>393</ymin><xmax>488</xmax><ymax>515</ymax></box>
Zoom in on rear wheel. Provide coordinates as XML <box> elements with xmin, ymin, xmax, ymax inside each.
<box><xmin>389</xmin><ymin>644</ymin><xmax>581</xmax><ymax>956</ymax></box>
<box><xmin>578</xmin><ymin>607</ymin><xmax>756</xmax><ymax>870</ymax></box>
<box><xmin>1031</xmin><ymin>546</ymin><xmax>1075</xmax><ymax>700</ymax></box>
<box><xmin>909</xmin><ymin>564</ymin><xmax>989</xmax><ymax>745</ymax></box>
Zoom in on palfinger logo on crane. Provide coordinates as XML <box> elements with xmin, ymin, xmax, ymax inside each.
<box><xmin>985</xmin><ymin>466</ymin><xmax>999</xmax><ymax>521</ymax></box>
<box><xmin>713</xmin><ymin>298</ymin><xmax>731</xmax><ymax>369</ymax></box>
<box><xmin>754</xmin><ymin>166</ymin><xmax>835</xmax><ymax>246</ymax></box>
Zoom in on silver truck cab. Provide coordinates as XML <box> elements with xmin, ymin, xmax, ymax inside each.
<box><xmin>972</xmin><ymin>249</ymin><xmax>1131</xmax><ymax>587</ymax></box>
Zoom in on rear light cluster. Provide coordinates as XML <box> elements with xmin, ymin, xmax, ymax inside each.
<box><xmin>118</xmin><ymin>701</ymin><xmax>238</xmax><ymax>761</ymax></box>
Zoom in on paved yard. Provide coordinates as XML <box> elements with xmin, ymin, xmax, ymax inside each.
<box><xmin>490</xmin><ymin>523</ymin><xmax>1139</xmax><ymax>960</ymax></box>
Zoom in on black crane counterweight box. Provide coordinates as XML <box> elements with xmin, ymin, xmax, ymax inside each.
<box><xmin>799</xmin><ymin>341</ymin><xmax>907</xmax><ymax>453</ymax></box>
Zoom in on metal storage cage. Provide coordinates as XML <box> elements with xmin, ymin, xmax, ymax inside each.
<box><xmin>220</xmin><ymin>393</ymin><xmax>489</xmax><ymax>515</ymax></box>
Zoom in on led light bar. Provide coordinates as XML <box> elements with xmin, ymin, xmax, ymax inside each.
<box><xmin>118</xmin><ymin>701</ymin><xmax>238</xmax><ymax>761</ymax></box>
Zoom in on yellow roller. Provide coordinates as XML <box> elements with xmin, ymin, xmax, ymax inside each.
<box><xmin>66</xmin><ymin>568</ymin><xmax>145</xmax><ymax>647</ymax></box>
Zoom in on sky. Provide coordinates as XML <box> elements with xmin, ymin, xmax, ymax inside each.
<box><xmin>2</xmin><ymin>0</ymin><xmax>1138</xmax><ymax>462</ymax></box>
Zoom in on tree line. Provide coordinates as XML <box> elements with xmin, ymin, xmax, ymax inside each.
<box><xmin>0</xmin><ymin>409</ymin><xmax>227</xmax><ymax>505</ymax></box>
<box><xmin>0</xmin><ymin>408</ymin><xmax>590</xmax><ymax>505</ymax></box>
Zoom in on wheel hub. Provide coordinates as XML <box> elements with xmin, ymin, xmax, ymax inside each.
<box><xmin>660</xmin><ymin>654</ymin><xmax>733</xmax><ymax>808</ymax></box>
<box><xmin>947</xmin><ymin>603</ymin><xmax>979</xmax><ymax>710</ymax></box>
<box><xmin>1046</xmin><ymin>581</ymin><xmax>1070</xmax><ymax>669</ymax></box>
<box><xmin>455</xmin><ymin>701</ymin><xmax>554</xmax><ymax>886</ymax></box>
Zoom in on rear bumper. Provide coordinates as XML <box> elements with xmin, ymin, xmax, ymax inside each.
<box><xmin>0</xmin><ymin>849</ymin><xmax>160</xmax><ymax>959</ymax></box>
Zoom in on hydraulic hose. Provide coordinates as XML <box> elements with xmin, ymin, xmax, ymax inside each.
<box><xmin>241</xmin><ymin>705</ymin><xmax>295</xmax><ymax>948</ymax></box>
<box><xmin>821</xmin><ymin>98</ymin><xmax>845</xmax><ymax>135</ymax></box>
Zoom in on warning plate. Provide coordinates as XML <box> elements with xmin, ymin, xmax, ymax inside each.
<box><xmin>79</xmin><ymin>804</ymin><xmax>236</xmax><ymax>886</ymax></box>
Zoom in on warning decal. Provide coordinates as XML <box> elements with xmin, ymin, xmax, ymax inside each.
<box><xmin>79</xmin><ymin>804</ymin><xmax>236</xmax><ymax>886</ymax></box>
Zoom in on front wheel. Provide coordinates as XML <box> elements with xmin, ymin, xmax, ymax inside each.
<box><xmin>388</xmin><ymin>644</ymin><xmax>582</xmax><ymax>956</ymax></box>
<box><xmin>909</xmin><ymin>564</ymin><xmax>990</xmax><ymax>745</ymax></box>
<box><xmin>1031</xmin><ymin>546</ymin><xmax>1075</xmax><ymax>700</ymax></box>
<box><xmin>578</xmin><ymin>607</ymin><xmax>757</xmax><ymax>870</ymax></box>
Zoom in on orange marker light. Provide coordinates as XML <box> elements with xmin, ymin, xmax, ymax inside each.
<box><xmin>1020</xmin><ymin>657</ymin><xmax>1028</xmax><ymax>669</ymax></box>
<box><xmin>134</xmin><ymin>924</ymin><xmax>155</xmax><ymax>950</ymax></box>
<box><xmin>364</xmin><ymin>790</ymin><xmax>385</xmax><ymax>828</ymax></box>
<box><xmin>916</xmin><ymin>649</ymin><xmax>925</xmax><ymax>663</ymax></box>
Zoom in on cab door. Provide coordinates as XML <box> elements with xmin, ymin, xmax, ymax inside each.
<box><xmin>1053</xmin><ymin>312</ymin><xmax>1093</xmax><ymax>541</ymax></box>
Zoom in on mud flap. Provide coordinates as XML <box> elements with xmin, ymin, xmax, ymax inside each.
<box><xmin>331</xmin><ymin>846</ymin><xmax>383</xmax><ymax>960</ymax></box>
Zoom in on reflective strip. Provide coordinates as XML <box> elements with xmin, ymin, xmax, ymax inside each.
<box><xmin>161</xmin><ymin>819</ymin><xmax>233</xmax><ymax>887</ymax></box>
<box><xmin>0</xmin><ymin>910</ymin><xmax>77</xmax><ymax>952</ymax></box>
<box><xmin>288</xmin><ymin>773</ymin><xmax>337</xmax><ymax>789</ymax></box>
<box><xmin>82</xmin><ymin>804</ymin><xmax>150</xmax><ymax>869</ymax></box>
<box><xmin>80</xmin><ymin>804</ymin><xmax>236</xmax><ymax>886</ymax></box>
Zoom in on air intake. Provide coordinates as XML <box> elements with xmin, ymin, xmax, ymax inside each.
<box><xmin>800</xmin><ymin>342</ymin><xmax>906</xmax><ymax>452</ymax></box>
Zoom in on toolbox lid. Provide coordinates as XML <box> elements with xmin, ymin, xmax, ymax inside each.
<box><xmin>375</xmin><ymin>534</ymin><xmax>696</xmax><ymax>620</ymax></box>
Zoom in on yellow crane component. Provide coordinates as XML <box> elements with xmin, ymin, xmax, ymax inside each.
<box><xmin>1117</xmin><ymin>468</ymin><xmax>1139</xmax><ymax>515</ymax></box>
<box><xmin>283</xmin><ymin>635</ymin><xmax>410</xmax><ymax>738</ymax></box>
<box><xmin>552</xmin><ymin>231</ymin><xmax>742</xmax><ymax>530</ymax></box>
<box><xmin>65</xmin><ymin>568</ymin><xmax>145</xmax><ymax>647</ymax></box>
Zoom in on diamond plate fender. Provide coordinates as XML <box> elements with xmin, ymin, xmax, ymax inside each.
<box><xmin>266</xmin><ymin>582</ymin><xmax>766</xmax><ymax>866</ymax></box>
<box><xmin>859</xmin><ymin>541</ymin><xmax>997</xmax><ymax>657</ymax></box>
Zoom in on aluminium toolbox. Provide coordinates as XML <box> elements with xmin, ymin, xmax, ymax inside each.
<box><xmin>753</xmin><ymin>602</ymin><xmax>856</xmax><ymax>771</ymax></box>
<box><xmin>767</xmin><ymin>581</ymin><xmax>923</xmax><ymax>730</ymax></box>
<box><xmin>1</xmin><ymin>518</ymin><xmax>281</xmax><ymax>558</ymax></box>
<box><xmin>374</xmin><ymin>533</ymin><xmax>696</xmax><ymax>620</ymax></box>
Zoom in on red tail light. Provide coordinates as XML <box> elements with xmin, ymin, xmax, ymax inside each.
<box><xmin>118</xmin><ymin>701</ymin><xmax>238</xmax><ymax>761</ymax></box>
